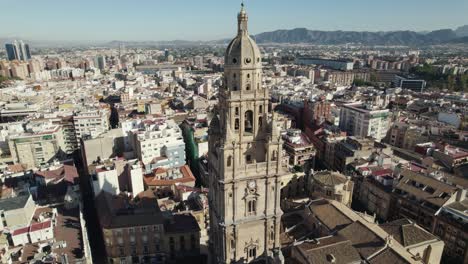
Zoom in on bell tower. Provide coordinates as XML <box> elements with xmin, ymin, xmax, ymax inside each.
<box><xmin>208</xmin><ymin>4</ymin><xmax>285</xmax><ymax>264</ymax></box>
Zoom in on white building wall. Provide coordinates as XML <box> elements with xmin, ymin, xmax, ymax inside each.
<box><xmin>130</xmin><ymin>165</ymin><xmax>144</xmax><ymax>196</ymax></box>
<box><xmin>93</xmin><ymin>169</ymin><xmax>120</xmax><ymax>196</ymax></box>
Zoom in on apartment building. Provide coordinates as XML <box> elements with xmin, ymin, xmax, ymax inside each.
<box><xmin>339</xmin><ymin>102</ymin><xmax>389</xmax><ymax>141</ymax></box>
<box><xmin>131</xmin><ymin>119</ymin><xmax>185</xmax><ymax>170</ymax></box>
<box><xmin>8</xmin><ymin>125</ymin><xmax>66</xmax><ymax>169</ymax></box>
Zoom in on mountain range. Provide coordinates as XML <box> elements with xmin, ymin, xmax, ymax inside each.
<box><xmin>1</xmin><ymin>25</ymin><xmax>468</xmax><ymax>47</ymax></box>
<box><xmin>252</xmin><ymin>26</ymin><xmax>468</xmax><ymax>45</ymax></box>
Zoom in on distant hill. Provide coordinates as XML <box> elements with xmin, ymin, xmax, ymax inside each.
<box><xmin>455</xmin><ymin>25</ymin><xmax>468</xmax><ymax>37</ymax></box>
<box><xmin>2</xmin><ymin>25</ymin><xmax>468</xmax><ymax>48</ymax></box>
<box><xmin>253</xmin><ymin>28</ymin><xmax>461</xmax><ymax>46</ymax></box>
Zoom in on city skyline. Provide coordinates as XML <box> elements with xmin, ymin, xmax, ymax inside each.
<box><xmin>1</xmin><ymin>0</ymin><xmax>468</xmax><ymax>42</ymax></box>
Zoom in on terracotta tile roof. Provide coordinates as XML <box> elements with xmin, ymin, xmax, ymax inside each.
<box><xmin>7</xmin><ymin>164</ymin><xmax>27</xmax><ymax>173</ymax></box>
<box><xmin>294</xmin><ymin>236</ymin><xmax>362</xmax><ymax>264</ymax></box>
<box><xmin>34</xmin><ymin>164</ymin><xmax>79</xmax><ymax>184</ymax></box>
<box><xmin>95</xmin><ymin>191</ymin><xmax>163</xmax><ymax>229</ymax></box>
<box><xmin>164</xmin><ymin>213</ymin><xmax>200</xmax><ymax>234</ymax></box>
<box><xmin>308</xmin><ymin>200</ymin><xmax>353</xmax><ymax>231</ymax></box>
<box><xmin>11</xmin><ymin>226</ymin><xmax>29</xmax><ymax>236</ymax></box>
<box><xmin>395</xmin><ymin>169</ymin><xmax>458</xmax><ymax>207</ymax></box>
<box><xmin>381</xmin><ymin>219</ymin><xmax>437</xmax><ymax>247</ymax></box>
<box><xmin>29</xmin><ymin>220</ymin><xmax>51</xmax><ymax>232</ymax></box>
<box><xmin>313</xmin><ymin>171</ymin><xmax>348</xmax><ymax>186</ymax></box>
<box><xmin>337</xmin><ymin>221</ymin><xmax>385</xmax><ymax>258</ymax></box>
<box><xmin>144</xmin><ymin>165</ymin><xmax>196</xmax><ymax>186</ymax></box>
<box><xmin>368</xmin><ymin>247</ymin><xmax>410</xmax><ymax>264</ymax></box>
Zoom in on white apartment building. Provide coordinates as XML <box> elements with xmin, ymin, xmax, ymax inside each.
<box><xmin>131</xmin><ymin>119</ymin><xmax>186</xmax><ymax>170</ymax></box>
<box><xmin>8</xmin><ymin>125</ymin><xmax>67</xmax><ymax>169</ymax></box>
<box><xmin>73</xmin><ymin>110</ymin><xmax>110</xmax><ymax>141</ymax></box>
<box><xmin>339</xmin><ymin>102</ymin><xmax>389</xmax><ymax>141</ymax></box>
<box><xmin>92</xmin><ymin>159</ymin><xmax>145</xmax><ymax>196</ymax></box>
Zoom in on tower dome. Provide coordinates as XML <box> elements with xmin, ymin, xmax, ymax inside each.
<box><xmin>225</xmin><ymin>4</ymin><xmax>262</xmax><ymax>68</ymax></box>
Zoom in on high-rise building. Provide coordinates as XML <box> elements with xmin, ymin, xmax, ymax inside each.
<box><xmin>208</xmin><ymin>5</ymin><xmax>285</xmax><ymax>263</ymax></box>
<box><xmin>96</xmin><ymin>56</ymin><xmax>106</xmax><ymax>70</ymax></box>
<box><xmin>5</xmin><ymin>40</ymin><xmax>31</xmax><ymax>61</ymax></box>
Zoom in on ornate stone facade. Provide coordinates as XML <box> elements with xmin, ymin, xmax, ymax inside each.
<box><xmin>208</xmin><ymin>4</ymin><xmax>285</xmax><ymax>264</ymax></box>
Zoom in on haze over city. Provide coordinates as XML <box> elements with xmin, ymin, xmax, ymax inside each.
<box><xmin>1</xmin><ymin>0</ymin><xmax>468</xmax><ymax>41</ymax></box>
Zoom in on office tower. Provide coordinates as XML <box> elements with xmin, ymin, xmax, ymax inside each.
<box><xmin>97</xmin><ymin>56</ymin><xmax>106</xmax><ymax>70</ymax></box>
<box><xmin>5</xmin><ymin>43</ymin><xmax>18</xmax><ymax>61</ymax></box>
<box><xmin>208</xmin><ymin>4</ymin><xmax>285</xmax><ymax>263</ymax></box>
<box><xmin>164</xmin><ymin>49</ymin><xmax>170</xmax><ymax>59</ymax></box>
<box><xmin>5</xmin><ymin>40</ymin><xmax>31</xmax><ymax>61</ymax></box>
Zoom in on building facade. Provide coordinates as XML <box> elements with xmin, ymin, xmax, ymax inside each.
<box><xmin>208</xmin><ymin>5</ymin><xmax>285</xmax><ymax>263</ymax></box>
<box><xmin>8</xmin><ymin>126</ymin><xmax>66</xmax><ymax>169</ymax></box>
<box><xmin>339</xmin><ymin>102</ymin><xmax>389</xmax><ymax>141</ymax></box>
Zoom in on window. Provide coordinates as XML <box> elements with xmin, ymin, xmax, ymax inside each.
<box><xmin>141</xmin><ymin>226</ymin><xmax>147</xmax><ymax>232</ymax></box>
<box><xmin>248</xmin><ymin>247</ymin><xmax>257</xmax><ymax>258</ymax></box>
<box><xmin>247</xmin><ymin>200</ymin><xmax>256</xmax><ymax>214</ymax></box>
<box><xmin>326</xmin><ymin>190</ymin><xmax>332</xmax><ymax>196</ymax></box>
<box><xmin>247</xmin><ymin>73</ymin><xmax>250</xmax><ymax>78</ymax></box>
<box><xmin>258</xmin><ymin>117</ymin><xmax>263</xmax><ymax>128</ymax></box>
<box><xmin>232</xmin><ymin>58</ymin><xmax>237</xmax><ymax>64</ymax></box>
<box><xmin>191</xmin><ymin>234</ymin><xmax>197</xmax><ymax>250</ymax></box>
<box><xmin>180</xmin><ymin>236</ymin><xmax>186</xmax><ymax>250</ymax></box>
<box><xmin>244</xmin><ymin>110</ymin><xmax>253</xmax><ymax>133</ymax></box>
<box><xmin>235</xmin><ymin>119</ymin><xmax>240</xmax><ymax>130</ymax></box>
<box><xmin>227</xmin><ymin>156</ymin><xmax>232</xmax><ymax>167</ymax></box>
<box><xmin>259</xmin><ymin>105</ymin><xmax>263</xmax><ymax>113</ymax></box>
<box><xmin>246</xmin><ymin>154</ymin><xmax>252</xmax><ymax>164</ymax></box>
<box><xmin>235</xmin><ymin>107</ymin><xmax>239</xmax><ymax>116</ymax></box>
<box><xmin>272</xmin><ymin>151</ymin><xmax>277</xmax><ymax>161</ymax></box>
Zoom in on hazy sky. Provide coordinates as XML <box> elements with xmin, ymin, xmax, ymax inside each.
<box><xmin>1</xmin><ymin>0</ymin><xmax>467</xmax><ymax>41</ymax></box>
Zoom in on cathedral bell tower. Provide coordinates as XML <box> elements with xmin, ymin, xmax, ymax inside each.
<box><xmin>208</xmin><ymin>4</ymin><xmax>285</xmax><ymax>264</ymax></box>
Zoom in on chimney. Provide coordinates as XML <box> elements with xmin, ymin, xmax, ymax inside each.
<box><xmin>456</xmin><ymin>189</ymin><xmax>467</xmax><ymax>202</ymax></box>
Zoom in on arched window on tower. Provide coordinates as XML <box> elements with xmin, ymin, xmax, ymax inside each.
<box><xmin>246</xmin><ymin>84</ymin><xmax>251</xmax><ymax>91</ymax></box>
<box><xmin>244</xmin><ymin>110</ymin><xmax>253</xmax><ymax>133</ymax></box>
<box><xmin>227</xmin><ymin>156</ymin><xmax>232</xmax><ymax>167</ymax></box>
<box><xmin>247</xmin><ymin>73</ymin><xmax>250</xmax><ymax>78</ymax></box>
<box><xmin>259</xmin><ymin>105</ymin><xmax>263</xmax><ymax>113</ymax></box>
<box><xmin>235</xmin><ymin>118</ymin><xmax>240</xmax><ymax>130</ymax></box>
<box><xmin>272</xmin><ymin>150</ymin><xmax>277</xmax><ymax>161</ymax></box>
<box><xmin>247</xmin><ymin>200</ymin><xmax>256</xmax><ymax>215</ymax></box>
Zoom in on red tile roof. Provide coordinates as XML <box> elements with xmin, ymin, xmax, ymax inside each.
<box><xmin>12</xmin><ymin>226</ymin><xmax>29</xmax><ymax>236</ymax></box>
<box><xmin>144</xmin><ymin>165</ymin><xmax>196</xmax><ymax>186</ymax></box>
<box><xmin>35</xmin><ymin>164</ymin><xmax>79</xmax><ymax>184</ymax></box>
<box><xmin>30</xmin><ymin>220</ymin><xmax>51</xmax><ymax>232</ymax></box>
